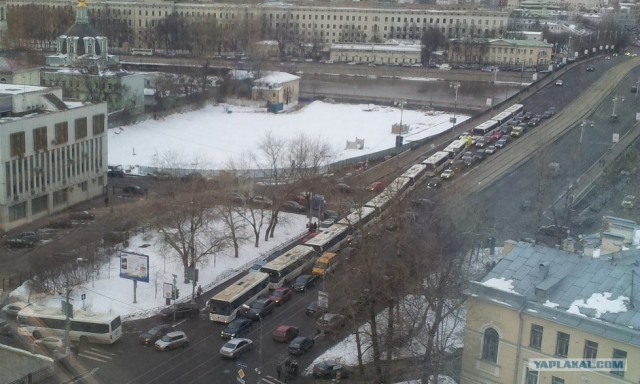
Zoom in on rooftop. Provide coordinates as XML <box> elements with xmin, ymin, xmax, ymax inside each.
<box><xmin>0</xmin><ymin>84</ymin><xmax>48</xmax><ymax>95</ymax></box>
<box><xmin>470</xmin><ymin>241</ymin><xmax>640</xmax><ymax>346</ymax></box>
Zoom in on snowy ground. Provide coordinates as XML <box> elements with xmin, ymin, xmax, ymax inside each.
<box><xmin>109</xmin><ymin>101</ymin><xmax>469</xmax><ymax>171</ymax></box>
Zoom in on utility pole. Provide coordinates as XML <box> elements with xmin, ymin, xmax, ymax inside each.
<box><xmin>449</xmin><ymin>82</ymin><xmax>461</xmax><ymax>128</ymax></box>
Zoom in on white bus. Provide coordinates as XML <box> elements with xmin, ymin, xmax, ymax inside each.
<box><xmin>471</xmin><ymin>120</ymin><xmax>499</xmax><ymax>136</ymax></box>
<box><xmin>422</xmin><ymin>151</ymin><xmax>450</xmax><ymax>176</ymax></box>
<box><xmin>130</xmin><ymin>48</ymin><xmax>154</xmax><ymax>56</ymax></box>
<box><xmin>502</xmin><ymin>103</ymin><xmax>524</xmax><ymax>118</ymax></box>
<box><xmin>208</xmin><ymin>272</ymin><xmax>270</xmax><ymax>323</ymax></box>
<box><xmin>17</xmin><ymin>306</ymin><xmax>122</xmax><ymax>345</ymax></box>
<box><xmin>443</xmin><ymin>139</ymin><xmax>467</xmax><ymax>159</ymax></box>
<box><xmin>260</xmin><ymin>245</ymin><xmax>317</xmax><ymax>289</ymax></box>
<box><xmin>304</xmin><ymin>224</ymin><xmax>350</xmax><ymax>253</ymax></box>
<box><xmin>401</xmin><ymin>163</ymin><xmax>428</xmax><ymax>185</ymax></box>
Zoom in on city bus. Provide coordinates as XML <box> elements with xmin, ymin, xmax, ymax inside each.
<box><xmin>400</xmin><ymin>163</ymin><xmax>428</xmax><ymax>185</ymax></box>
<box><xmin>502</xmin><ymin>103</ymin><xmax>524</xmax><ymax>118</ymax></box>
<box><xmin>443</xmin><ymin>139</ymin><xmax>467</xmax><ymax>159</ymax></box>
<box><xmin>17</xmin><ymin>306</ymin><xmax>123</xmax><ymax>345</ymax></box>
<box><xmin>208</xmin><ymin>272</ymin><xmax>270</xmax><ymax>323</ymax></box>
<box><xmin>260</xmin><ymin>245</ymin><xmax>317</xmax><ymax>289</ymax></box>
<box><xmin>304</xmin><ymin>224</ymin><xmax>350</xmax><ymax>253</ymax></box>
<box><xmin>471</xmin><ymin>120</ymin><xmax>499</xmax><ymax>136</ymax></box>
<box><xmin>422</xmin><ymin>151</ymin><xmax>451</xmax><ymax>176</ymax></box>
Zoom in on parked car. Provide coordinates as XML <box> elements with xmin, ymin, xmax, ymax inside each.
<box><xmin>313</xmin><ymin>360</ymin><xmax>350</xmax><ymax>379</ymax></box>
<box><xmin>293</xmin><ymin>274</ymin><xmax>317</xmax><ymax>292</ymax></box>
<box><xmin>495</xmin><ymin>138</ymin><xmax>508</xmax><ymax>148</ymax></box>
<box><xmin>270</xmin><ymin>287</ymin><xmax>293</xmax><ymax>305</ymax></box>
<box><xmin>139</xmin><ymin>324</ymin><xmax>172</xmax><ymax>345</ymax></box>
<box><xmin>107</xmin><ymin>166</ymin><xmax>125</xmax><ymax>178</ymax></box>
<box><xmin>485</xmin><ymin>145</ymin><xmax>497</xmax><ymax>155</ymax></box>
<box><xmin>123</xmin><ymin>185</ymin><xmax>144</xmax><ymax>195</ymax></box>
<box><xmin>440</xmin><ymin>169</ymin><xmax>454</xmax><ymax>179</ymax></box>
<box><xmin>2</xmin><ymin>302</ymin><xmax>30</xmax><ymax>317</ymax></box>
<box><xmin>288</xmin><ymin>336</ymin><xmax>314</xmax><ymax>355</ymax></box>
<box><xmin>244</xmin><ymin>298</ymin><xmax>275</xmax><ymax>320</ymax></box>
<box><xmin>366</xmin><ymin>181</ymin><xmax>385</xmax><ymax>192</ymax></box>
<box><xmin>221</xmin><ymin>318</ymin><xmax>253</xmax><ymax>339</ymax></box>
<box><xmin>427</xmin><ymin>177</ymin><xmax>442</xmax><ymax>189</ymax></box>
<box><xmin>305</xmin><ymin>300</ymin><xmax>326</xmax><ymax>317</ymax></box>
<box><xmin>47</xmin><ymin>219</ymin><xmax>73</xmax><ymax>229</ymax></box>
<box><xmin>316</xmin><ymin>313</ymin><xmax>346</xmax><ymax>333</ymax></box>
<box><xmin>150</xmin><ymin>171</ymin><xmax>175</xmax><ymax>181</ymax></box>
<box><xmin>69</xmin><ymin>211</ymin><xmax>95</xmax><ymax>221</ymax></box>
<box><xmin>336</xmin><ymin>183</ymin><xmax>351</xmax><ymax>193</ymax></box>
<box><xmin>5</xmin><ymin>232</ymin><xmax>38</xmax><ymax>248</ymax></box>
<box><xmin>181</xmin><ymin>172</ymin><xmax>204</xmax><ymax>182</ymax></box>
<box><xmin>250</xmin><ymin>196</ymin><xmax>273</xmax><ymax>207</ymax></box>
<box><xmin>272</xmin><ymin>325</ymin><xmax>299</xmax><ymax>342</ymax></box>
<box><xmin>219</xmin><ymin>338</ymin><xmax>253</xmax><ymax>358</ymax></box>
<box><xmin>154</xmin><ymin>331</ymin><xmax>189</xmax><ymax>351</ymax></box>
<box><xmin>537</xmin><ymin>225</ymin><xmax>569</xmax><ymax>238</ymax></box>
<box><xmin>159</xmin><ymin>302</ymin><xmax>199</xmax><ymax>320</ymax></box>
<box><xmin>282</xmin><ymin>201</ymin><xmax>305</xmax><ymax>212</ymax></box>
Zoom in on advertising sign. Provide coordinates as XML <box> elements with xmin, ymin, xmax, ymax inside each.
<box><xmin>163</xmin><ymin>283</ymin><xmax>174</xmax><ymax>299</ymax></box>
<box><xmin>120</xmin><ymin>252</ymin><xmax>150</xmax><ymax>282</ymax></box>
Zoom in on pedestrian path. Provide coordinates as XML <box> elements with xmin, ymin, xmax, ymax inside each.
<box><xmin>78</xmin><ymin>346</ymin><xmax>117</xmax><ymax>363</ymax></box>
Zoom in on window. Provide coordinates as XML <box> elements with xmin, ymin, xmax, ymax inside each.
<box><xmin>75</xmin><ymin>117</ymin><xmax>88</xmax><ymax>139</ymax></box>
<box><xmin>612</xmin><ymin>348</ymin><xmax>626</xmax><ymax>377</ymax></box>
<box><xmin>555</xmin><ymin>332</ymin><xmax>569</xmax><ymax>357</ymax></box>
<box><xmin>55</xmin><ymin>122</ymin><xmax>68</xmax><ymax>145</ymax></box>
<box><xmin>92</xmin><ymin>114</ymin><xmax>105</xmax><ymax>135</ymax></box>
<box><xmin>529</xmin><ymin>324</ymin><xmax>543</xmax><ymax>350</ymax></box>
<box><xmin>551</xmin><ymin>377</ymin><xmax>564</xmax><ymax>384</ymax></box>
<box><xmin>33</xmin><ymin>127</ymin><xmax>47</xmax><ymax>151</ymax></box>
<box><xmin>10</xmin><ymin>132</ymin><xmax>25</xmax><ymax>157</ymax></box>
<box><xmin>584</xmin><ymin>340</ymin><xmax>598</xmax><ymax>360</ymax></box>
<box><xmin>9</xmin><ymin>202</ymin><xmax>27</xmax><ymax>222</ymax></box>
<box><xmin>481</xmin><ymin>327</ymin><xmax>499</xmax><ymax>362</ymax></box>
<box><xmin>525</xmin><ymin>368</ymin><xmax>538</xmax><ymax>384</ymax></box>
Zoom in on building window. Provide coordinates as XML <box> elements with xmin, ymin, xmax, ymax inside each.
<box><xmin>551</xmin><ymin>377</ymin><xmax>564</xmax><ymax>384</ymax></box>
<box><xmin>584</xmin><ymin>340</ymin><xmax>598</xmax><ymax>360</ymax></box>
<box><xmin>525</xmin><ymin>368</ymin><xmax>538</xmax><ymax>384</ymax></box>
<box><xmin>32</xmin><ymin>195</ymin><xmax>48</xmax><ymax>215</ymax></box>
<box><xmin>55</xmin><ymin>122</ymin><xmax>68</xmax><ymax>145</ymax></box>
<box><xmin>529</xmin><ymin>324</ymin><xmax>543</xmax><ymax>350</ymax></box>
<box><xmin>92</xmin><ymin>114</ymin><xmax>105</xmax><ymax>135</ymax></box>
<box><xmin>481</xmin><ymin>328</ymin><xmax>499</xmax><ymax>363</ymax></box>
<box><xmin>555</xmin><ymin>332</ymin><xmax>569</xmax><ymax>357</ymax></box>
<box><xmin>75</xmin><ymin>117</ymin><xmax>88</xmax><ymax>139</ymax></box>
<box><xmin>612</xmin><ymin>348</ymin><xmax>627</xmax><ymax>377</ymax></box>
<box><xmin>10</xmin><ymin>132</ymin><xmax>25</xmax><ymax>157</ymax></box>
<box><xmin>9</xmin><ymin>202</ymin><xmax>27</xmax><ymax>222</ymax></box>
<box><xmin>33</xmin><ymin>127</ymin><xmax>47</xmax><ymax>151</ymax></box>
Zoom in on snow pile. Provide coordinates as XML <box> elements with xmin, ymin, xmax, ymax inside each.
<box><xmin>482</xmin><ymin>277</ymin><xmax>517</xmax><ymax>294</ymax></box>
<box><xmin>543</xmin><ymin>300</ymin><xmax>560</xmax><ymax>309</ymax></box>
<box><xmin>567</xmin><ymin>292</ymin><xmax>629</xmax><ymax>318</ymax></box>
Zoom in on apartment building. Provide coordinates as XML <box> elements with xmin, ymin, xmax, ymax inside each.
<box><xmin>0</xmin><ymin>84</ymin><xmax>108</xmax><ymax>231</ymax></box>
<box><xmin>4</xmin><ymin>0</ymin><xmax>510</xmax><ymax>49</ymax></box>
<box><xmin>448</xmin><ymin>38</ymin><xmax>552</xmax><ymax>66</ymax></box>
<box><xmin>462</xmin><ymin>241</ymin><xmax>640</xmax><ymax>384</ymax></box>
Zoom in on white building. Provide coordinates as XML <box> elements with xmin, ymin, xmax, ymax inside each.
<box><xmin>0</xmin><ymin>84</ymin><xmax>108</xmax><ymax>231</ymax></box>
<box><xmin>329</xmin><ymin>41</ymin><xmax>423</xmax><ymax>65</ymax></box>
<box><xmin>252</xmin><ymin>72</ymin><xmax>300</xmax><ymax>106</ymax></box>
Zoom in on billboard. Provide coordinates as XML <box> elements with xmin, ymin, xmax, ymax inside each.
<box><xmin>163</xmin><ymin>283</ymin><xmax>174</xmax><ymax>299</ymax></box>
<box><xmin>120</xmin><ymin>252</ymin><xmax>150</xmax><ymax>283</ymax></box>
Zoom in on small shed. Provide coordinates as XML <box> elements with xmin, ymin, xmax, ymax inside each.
<box><xmin>252</xmin><ymin>71</ymin><xmax>300</xmax><ymax>106</ymax></box>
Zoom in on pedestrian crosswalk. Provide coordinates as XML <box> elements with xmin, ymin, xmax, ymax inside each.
<box><xmin>78</xmin><ymin>346</ymin><xmax>117</xmax><ymax>363</ymax></box>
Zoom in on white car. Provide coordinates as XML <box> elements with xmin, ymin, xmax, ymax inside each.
<box><xmin>441</xmin><ymin>169</ymin><xmax>455</xmax><ymax>179</ymax></box>
<box><xmin>155</xmin><ymin>331</ymin><xmax>189</xmax><ymax>351</ymax></box>
<box><xmin>2</xmin><ymin>302</ymin><xmax>30</xmax><ymax>317</ymax></box>
<box><xmin>555</xmin><ymin>79</ymin><xmax>564</xmax><ymax>86</ymax></box>
<box><xmin>35</xmin><ymin>337</ymin><xmax>64</xmax><ymax>352</ymax></box>
<box><xmin>220</xmin><ymin>338</ymin><xmax>253</xmax><ymax>358</ymax></box>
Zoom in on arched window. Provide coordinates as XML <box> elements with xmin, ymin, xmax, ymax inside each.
<box><xmin>481</xmin><ymin>327</ymin><xmax>499</xmax><ymax>362</ymax></box>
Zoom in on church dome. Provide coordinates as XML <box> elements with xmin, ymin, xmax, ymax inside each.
<box><xmin>61</xmin><ymin>0</ymin><xmax>101</xmax><ymax>56</ymax></box>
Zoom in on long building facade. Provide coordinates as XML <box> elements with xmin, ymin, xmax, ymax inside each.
<box><xmin>4</xmin><ymin>0</ymin><xmax>511</xmax><ymax>51</ymax></box>
<box><xmin>0</xmin><ymin>84</ymin><xmax>108</xmax><ymax>231</ymax></box>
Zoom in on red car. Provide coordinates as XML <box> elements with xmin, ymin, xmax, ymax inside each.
<box><xmin>366</xmin><ymin>181</ymin><xmax>385</xmax><ymax>192</ymax></box>
<box><xmin>270</xmin><ymin>287</ymin><xmax>293</xmax><ymax>305</ymax></box>
<box><xmin>491</xmin><ymin>131</ymin><xmax>503</xmax><ymax>142</ymax></box>
<box><xmin>272</xmin><ymin>325</ymin><xmax>300</xmax><ymax>342</ymax></box>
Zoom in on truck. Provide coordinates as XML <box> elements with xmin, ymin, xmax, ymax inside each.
<box><xmin>312</xmin><ymin>252</ymin><xmax>339</xmax><ymax>276</ymax></box>
<box><xmin>511</xmin><ymin>125</ymin><xmax>526</xmax><ymax>138</ymax></box>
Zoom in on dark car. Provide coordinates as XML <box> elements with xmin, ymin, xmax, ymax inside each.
<box><xmin>221</xmin><ymin>318</ymin><xmax>253</xmax><ymax>339</ymax></box>
<box><xmin>282</xmin><ymin>201</ymin><xmax>305</xmax><ymax>213</ymax></box>
<box><xmin>139</xmin><ymin>324</ymin><xmax>172</xmax><ymax>345</ymax></box>
<box><xmin>527</xmin><ymin>118</ymin><xmax>540</xmax><ymax>127</ymax></box>
<box><xmin>336</xmin><ymin>183</ymin><xmax>351</xmax><ymax>193</ymax></box>
<box><xmin>5</xmin><ymin>232</ymin><xmax>38</xmax><ymax>248</ymax></box>
<box><xmin>159</xmin><ymin>302</ymin><xmax>199</xmax><ymax>320</ymax></box>
<box><xmin>495</xmin><ymin>138</ymin><xmax>508</xmax><ymax>148</ymax></box>
<box><xmin>123</xmin><ymin>185</ymin><xmax>144</xmax><ymax>195</ymax></box>
<box><xmin>427</xmin><ymin>177</ymin><xmax>442</xmax><ymax>189</ymax></box>
<box><xmin>305</xmin><ymin>300</ymin><xmax>326</xmax><ymax>317</ymax></box>
<box><xmin>270</xmin><ymin>287</ymin><xmax>293</xmax><ymax>305</ymax></box>
<box><xmin>69</xmin><ymin>211</ymin><xmax>95</xmax><ymax>221</ymax></box>
<box><xmin>537</xmin><ymin>225</ymin><xmax>569</xmax><ymax>238</ymax></box>
<box><xmin>523</xmin><ymin>112</ymin><xmax>533</xmax><ymax>120</ymax></box>
<box><xmin>293</xmin><ymin>274</ymin><xmax>317</xmax><ymax>292</ymax></box>
<box><xmin>474</xmin><ymin>149</ymin><xmax>486</xmax><ymax>162</ymax></box>
<box><xmin>107</xmin><ymin>166</ymin><xmax>125</xmax><ymax>178</ymax></box>
<box><xmin>47</xmin><ymin>219</ymin><xmax>73</xmax><ymax>229</ymax></box>
<box><xmin>245</xmin><ymin>298</ymin><xmax>275</xmax><ymax>320</ymax></box>
<box><xmin>313</xmin><ymin>360</ymin><xmax>350</xmax><ymax>379</ymax></box>
<box><xmin>288</xmin><ymin>336</ymin><xmax>314</xmax><ymax>355</ymax></box>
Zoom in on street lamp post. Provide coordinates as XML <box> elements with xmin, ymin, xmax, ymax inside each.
<box><xmin>579</xmin><ymin>120</ymin><xmax>594</xmax><ymax>144</ymax></box>
<box><xmin>242</xmin><ymin>304</ymin><xmax>262</xmax><ymax>377</ymax></box>
<box><xmin>449</xmin><ymin>82</ymin><xmax>461</xmax><ymax>128</ymax></box>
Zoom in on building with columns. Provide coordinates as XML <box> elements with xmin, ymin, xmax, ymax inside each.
<box><xmin>0</xmin><ymin>84</ymin><xmax>107</xmax><ymax>231</ymax></box>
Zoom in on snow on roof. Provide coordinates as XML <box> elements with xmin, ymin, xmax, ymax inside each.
<box><xmin>482</xmin><ymin>277</ymin><xmax>517</xmax><ymax>294</ymax></box>
<box><xmin>0</xmin><ymin>83</ymin><xmax>47</xmax><ymax>95</ymax></box>
<box><xmin>567</xmin><ymin>292</ymin><xmax>629</xmax><ymax>318</ymax></box>
<box><xmin>544</xmin><ymin>300</ymin><xmax>560</xmax><ymax>308</ymax></box>
<box><xmin>331</xmin><ymin>43</ymin><xmax>422</xmax><ymax>53</ymax></box>
<box><xmin>254</xmin><ymin>71</ymin><xmax>300</xmax><ymax>85</ymax></box>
